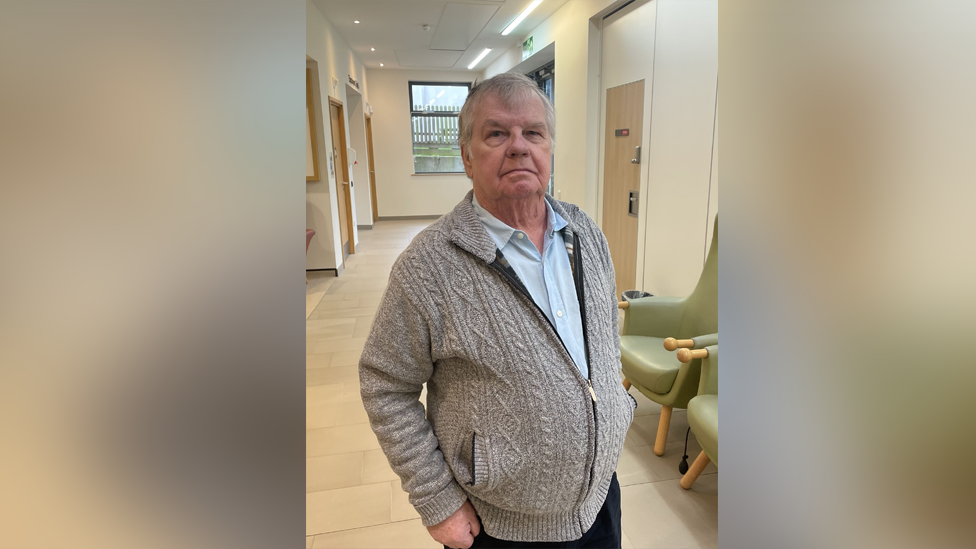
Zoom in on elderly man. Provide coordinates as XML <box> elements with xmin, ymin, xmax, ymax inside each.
<box><xmin>360</xmin><ymin>72</ymin><xmax>635</xmax><ymax>549</ymax></box>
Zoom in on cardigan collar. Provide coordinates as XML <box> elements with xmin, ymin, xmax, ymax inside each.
<box><xmin>449</xmin><ymin>190</ymin><xmax>580</xmax><ymax>264</ymax></box>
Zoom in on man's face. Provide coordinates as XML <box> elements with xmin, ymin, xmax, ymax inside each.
<box><xmin>462</xmin><ymin>93</ymin><xmax>552</xmax><ymax>203</ymax></box>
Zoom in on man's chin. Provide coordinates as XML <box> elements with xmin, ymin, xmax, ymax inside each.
<box><xmin>501</xmin><ymin>186</ymin><xmax>544</xmax><ymax>201</ymax></box>
<box><xmin>499</xmin><ymin>175</ymin><xmax>544</xmax><ymax>195</ymax></box>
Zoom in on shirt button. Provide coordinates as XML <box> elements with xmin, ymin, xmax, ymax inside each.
<box><xmin>556</xmin><ymin>310</ymin><xmax>563</xmax><ymax>317</ymax></box>
<box><xmin>516</xmin><ymin>232</ymin><xmax>524</xmax><ymax>239</ymax></box>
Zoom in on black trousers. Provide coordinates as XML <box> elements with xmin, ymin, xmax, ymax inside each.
<box><xmin>448</xmin><ymin>473</ymin><xmax>622</xmax><ymax>549</ymax></box>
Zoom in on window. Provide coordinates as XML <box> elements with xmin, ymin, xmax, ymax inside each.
<box><xmin>409</xmin><ymin>82</ymin><xmax>470</xmax><ymax>174</ymax></box>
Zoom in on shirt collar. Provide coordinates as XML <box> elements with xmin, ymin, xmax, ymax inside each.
<box><xmin>471</xmin><ymin>194</ymin><xmax>568</xmax><ymax>250</ymax></box>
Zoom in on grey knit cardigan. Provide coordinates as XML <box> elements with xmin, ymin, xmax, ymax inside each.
<box><xmin>359</xmin><ymin>191</ymin><xmax>635</xmax><ymax>542</ymax></box>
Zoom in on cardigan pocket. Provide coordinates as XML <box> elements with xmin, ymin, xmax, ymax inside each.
<box><xmin>471</xmin><ymin>432</ymin><xmax>490</xmax><ymax>487</ymax></box>
<box><xmin>455</xmin><ymin>430</ymin><xmax>490</xmax><ymax>488</ymax></box>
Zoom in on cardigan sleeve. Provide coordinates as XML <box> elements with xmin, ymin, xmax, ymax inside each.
<box><xmin>358</xmin><ymin>271</ymin><xmax>467</xmax><ymax>527</ymax></box>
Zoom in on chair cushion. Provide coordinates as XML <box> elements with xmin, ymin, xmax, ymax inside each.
<box><xmin>619</xmin><ymin>335</ymin><xmax>682</xmax><ymax>395</ymax></box>
<box><xmin>688</xmin><ymin>394</ymin><xmax>718</xmax><ymax>465</ymax></box>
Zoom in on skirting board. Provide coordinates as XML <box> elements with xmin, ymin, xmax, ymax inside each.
<box><xmin>306</xmin><ymin>264</ymin><xmax>343</xmax><ymax>276</ymax></box>
<box><xmin>357</xmin><ymin>224</ymin><xmax>373</xmax><ymax>230</ymax></box>
<box><xmin>377</xmin><ymin>215</ymin><xmax>441</xmax><ymax>221</ymax></box>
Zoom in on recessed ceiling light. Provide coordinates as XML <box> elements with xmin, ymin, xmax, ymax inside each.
<box><xmin>468</xmin><ymin>48</ymin><xmax>492</xmax><ymax>70</ymax></box>
<box><xmin>354</xmin><ymin>20</ymin><xmax>360</xmax><ymax>24</ymax></box>
<box><xmin>502</xmin><ymin>0</ymin><xmax>543</xmax><ymax>36</ymax></box>
<box><xmin>380</xmin><ymin>63</ymin><xmax>384</xmax><ymax>67</ymax></box>
<box><xmin>370</xmin><ymin>47</ymin><xmax>375</xmax><ymax>51</ymax></box>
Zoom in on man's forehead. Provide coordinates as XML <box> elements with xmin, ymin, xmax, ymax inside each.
<box><xmin>475</xmin><ymin>93</ymin><xmax>546</xmax><ymax>124</ymax></box>
<box><xmin>482</xmin><ymin>118</ymin><xmax>546</xmax><ymax>128</ymax></box>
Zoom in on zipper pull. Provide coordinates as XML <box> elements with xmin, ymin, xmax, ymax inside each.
<box><xmin>587</xmin><ymin>381</ymin><xmax>597</xmax><ymax>402</ymax></box>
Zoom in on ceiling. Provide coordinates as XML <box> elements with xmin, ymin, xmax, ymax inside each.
<box><xmin>312</xmin><ymin>0</ymin><xmax>571</xmax><ymax>71</ymax></box>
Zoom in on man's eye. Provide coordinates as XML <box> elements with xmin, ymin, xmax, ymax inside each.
<box><xmin>490</xmin><ymin>131</ymin><xmax>504</xmax><ymax>137</ymax></box>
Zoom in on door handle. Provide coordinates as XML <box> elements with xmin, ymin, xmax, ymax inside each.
<box><xmin>631</xmin><ymin>145</ymin><xmax>641</xmax><ymax>164</ymax></box>
<box><xmin>628</xmin><ymin>191</ymin><xmax>639</xmax><ymax>217</ymax></box>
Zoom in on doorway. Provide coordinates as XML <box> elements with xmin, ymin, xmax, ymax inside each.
<box><xmin>601</xmin><ymin>80</ymin><xmax>644</xmax><ymax>299</ymax></box>
<box><xmin>365</xmin><ymin>115</ymin><xmax>378</xmax><ymax>222</ymax></box>
<box><xmin>328</xmin><ymin>97</ymin><xmax>355</xmax><ymax>256</ymax></box>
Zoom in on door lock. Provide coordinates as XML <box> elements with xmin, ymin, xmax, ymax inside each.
<box><xmin>628</xmin><ymin>191</ymin><xmax>639</xmax><ymax>217</ymax></box>
<box><xmin>631</xmin><ymin>145</ymin><xmax>641</xmax><ymax>164</ymax></box>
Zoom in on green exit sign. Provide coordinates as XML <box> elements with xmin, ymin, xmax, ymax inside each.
<box><xmin>522</xmin><ymin>36</ymin><xmax>534</xmax><ymax>60</ymax></box>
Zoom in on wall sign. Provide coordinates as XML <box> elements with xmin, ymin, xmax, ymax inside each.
<box><xmin>522</xmin><ymin>36</ymin><xmax>534</xmax><ymax>60</ymax></box>
<box><xmin>615</xmin><ymin>128</ymin><xmax>630</xmax><ymax>137</ymax></box>
<box><xmin>348</xmin><ymin>75</ymin><xmax>360</xmax><ymax>90</ymax></box>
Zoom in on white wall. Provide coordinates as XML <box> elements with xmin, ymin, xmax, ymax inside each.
<box><xmin>484</xmin><ymin>0</ymin><xmax>623</xmax><ymax>218</ymax></box>
<box><xmin>305</xmin><ymin>59</ymin><xmax>340</xmax><ymax>270</ymax></box>
<box><xmin>365</xmin><ymin>69</ymin><xmax>476</xmax><ymax>217</ymax></box>
<box><xmin>306</xmin><ymin>0</ymin><xmax>369</xmax><ymax>269</ymax></box>
<box><xmin>705</xmin><ymin>106</ymin><xmax>717</xmax><ymax>259</ymax></box>
<box><xmin>639</xmin><ymin>0</ymin><xmax>717</xmax><ymax>296</ymax></box>
<box><xmin>345</xmin><ymin>85</ymin><xmax>370</xmax><ymax>229</ymax></box>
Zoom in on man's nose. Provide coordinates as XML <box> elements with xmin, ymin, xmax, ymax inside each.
<box><xmin>506</xmin><ymin>131</ymin><xmax>529</xmax><ymax>157</ymax></box>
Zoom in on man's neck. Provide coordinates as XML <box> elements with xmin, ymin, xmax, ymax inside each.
<box><xmin>475</xmin><ymin>191</ymin><xmax>548</xmax><ymax>252</ymax></box>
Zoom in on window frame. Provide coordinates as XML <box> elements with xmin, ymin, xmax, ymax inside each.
<box><xmin>408</xmin><ymin>81</ymin><xmax>472</xmax><ymax>175</ymax></box>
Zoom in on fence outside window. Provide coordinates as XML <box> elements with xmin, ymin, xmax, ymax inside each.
<box><xmin>409</xmin><ymin>82</ymin><xmax>470</xmax><ymax>174</ymax></box>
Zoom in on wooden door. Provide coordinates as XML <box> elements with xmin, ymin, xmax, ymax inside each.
<box><xmin>601</xmin><ymin>80</ymin><xmax>644</xmax><ymax>298</ymax></box>
<box><xmin>329</xmin><ymin>99</ymin><xmax>355</xmax><ymax>255</ymax></box>
<box><xmin>365</xmin><ymin>115</ymin><xmax>378</xmax><ymax>222</ymax></box>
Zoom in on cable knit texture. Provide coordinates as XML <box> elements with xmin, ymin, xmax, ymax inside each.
<box><xmin>359</xmin><ymin>191</ymin><xmax>635</xmax><ymax>542</ymax></box>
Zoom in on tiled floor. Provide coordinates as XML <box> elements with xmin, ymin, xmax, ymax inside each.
<box><xmin>306</xmin><ymin>219</ymin><xmax>718</xmax><ymax>548</ymax></box>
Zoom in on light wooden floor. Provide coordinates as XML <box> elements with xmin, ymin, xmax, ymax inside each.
<box><xmin>306</xmin><ymin>219</ymin><xmax>718</xmax><ymax>549</ymax></box>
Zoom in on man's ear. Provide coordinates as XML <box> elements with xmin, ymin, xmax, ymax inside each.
<box><xmin>460</xmin><ymin>145</ymin><xmax>474</xmax><ymax>179</ymax></box>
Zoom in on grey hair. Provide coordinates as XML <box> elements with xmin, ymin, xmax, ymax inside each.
<box><xmin>458</xmin><ymin>72</ymin><xmax>555</xmax><ymax>158</ymax></box>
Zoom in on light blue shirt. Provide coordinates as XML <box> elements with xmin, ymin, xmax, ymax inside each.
<box><xmin>471</xmin><ymin>195</ymin><xmax>589</xmax><ymax>379</ymax></box>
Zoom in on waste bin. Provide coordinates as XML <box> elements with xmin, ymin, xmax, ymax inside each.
<box><xmin>621</xmin><ymin>290</ymin><xmax>653</xmax><ymax>302</ymax></box>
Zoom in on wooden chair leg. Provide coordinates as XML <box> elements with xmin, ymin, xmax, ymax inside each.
<box><xmin>680</xmin><ymin>451</ymin><xmax>711</xmax><ymax>489</ymax></box>
<box><xmin>654</xmin><ymin>405</ymin><xmax>673</xmax><ymax>456</ymax></box>
<box><xmin>622</xmin><ymin>378</ymin><xmax>631</xmax><ymax>390</ymax></box>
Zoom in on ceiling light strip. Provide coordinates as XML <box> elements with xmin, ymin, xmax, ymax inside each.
<box><xmin>502</xmin><ymin>0</ymin><xmax>543</xmax><ymax>36</ymax></box>
<box><xmin>467</xmin><ymin>48</ymin><xmax>492</xmax><ymax>70</ymax></box>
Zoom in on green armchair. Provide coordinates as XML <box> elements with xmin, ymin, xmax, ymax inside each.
<box><xmin>681</xmin><ymin>344</ymin><xmax>717</xmax><ymax>489</ymax></box>
<box><xmin>619</xmin><ymin>215</ymin><xmax>717</xmax><ymax>455</ymax></box>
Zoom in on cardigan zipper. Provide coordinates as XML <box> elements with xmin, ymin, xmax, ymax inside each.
<box><xmin>572</xmin><ymin>232</ymin><xmax>600</xmax><ymax>508</ymax></box>
<box><xmin>487</xmin><ymin>232</ymin><xmax>600</xmax><ymax>515</ymax></box>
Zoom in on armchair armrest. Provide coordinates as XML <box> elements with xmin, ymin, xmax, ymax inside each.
<box><xmin>691</xmin><ymin>333</ymin><xmax>717</xmax><ymax>349</ymax></box>
<box><xmin>620</xmin><ymin>295</ymin><xmax>687</xmax><ymax>337</ymax></box>
<box><xmin>697</xmin><ymin>344</ymin><xmax>718</xmax><ymax>396</ymax></box>
<box><xmin>676</xmin><ymin>335</ymin><xmax>718</xmax><ymax>363</ymax></box>
<box><xmin>663</xmin><ymin>332</ymin><xmax>718</xmax><ymax>351</ymax></box>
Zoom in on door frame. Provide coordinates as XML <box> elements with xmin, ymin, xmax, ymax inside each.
<box><xmin>597</xmin><ymin>0</ymin><xmax>656</xmax><ymax>293</ymax></box>
<box><xmin>364</xmin><ymin>114</ymin><xmax>378</xmax><ymax>223</ymax></box>
<box><xmin>328</xmin><ymin>96</ymin><xmax>356</xmax><ymax>255</ymax></box>
<box><xmin>601</xmin><ymin>80</ymin><xmax>645</xmax><ymax>299</ymax></box>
